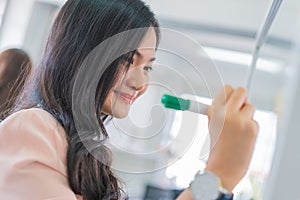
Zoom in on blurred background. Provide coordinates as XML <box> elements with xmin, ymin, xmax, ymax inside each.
<box><xmin>1</xmin><ymin>0</ymin><xmax>300</xmax><ymax>199</ymax></box>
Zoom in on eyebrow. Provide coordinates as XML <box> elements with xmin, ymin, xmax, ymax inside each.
<box><xmin>136</xmin><ymin>50</ymin><xmax>156</xmax><ymax>62</ymax></box>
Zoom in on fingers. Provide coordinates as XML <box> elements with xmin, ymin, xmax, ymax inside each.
<box><xmin>241</xmin><ymin>103</ymin><xmax>256</xmax><ymax>118</ymax></box>
<box><xmin>212</xmin><ymin>85</ymin><xmax>234</xmax><ymax>106</ymax></box>
<box><xmin>210</xmin><ymin>85</ymin><xmax>255</xmax><ymax>119</ymax></box>
<box><xmin>208</xmin><ymin>85</ymin><xmax>233</xmax><ymax>119</ymax></box>
<box><xmin>242</xmin><ymin>103</ymin><xmax>259</xmax><ymax>134</ymax></box>
<box><xmin>227</xmin><ymin>87</ymin><xmax>248</xmax><ymax>111</ymax></box>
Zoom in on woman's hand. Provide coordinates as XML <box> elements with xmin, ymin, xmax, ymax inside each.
<box><xmin>205</xmin><ymin>85</ymin><xmax>259</xmax><ymax>192</ymax></box>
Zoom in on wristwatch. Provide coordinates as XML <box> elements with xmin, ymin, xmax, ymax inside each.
<box><xmin>189</xmin><ymin>170</ymin><xmax>234</xmax><ymax>200</ymax></box>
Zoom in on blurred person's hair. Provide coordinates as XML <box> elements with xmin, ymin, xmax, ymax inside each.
<box><xmin>0</xmin><ymin>48</ymin><xmax>32</xmax><ymax>119</ymax></box>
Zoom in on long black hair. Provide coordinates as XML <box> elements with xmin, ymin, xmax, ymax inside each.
<box><xmin>9</xmin><ymin>0</ymin><xmax>160</xmax><ymax>199</ymax></box>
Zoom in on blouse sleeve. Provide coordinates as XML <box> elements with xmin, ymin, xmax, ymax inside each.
<box><xmin>0</xmin><ymin>108</ymin><xmax>80</xmax><ymax>200</ymax></box>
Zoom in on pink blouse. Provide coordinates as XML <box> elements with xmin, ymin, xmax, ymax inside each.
<box><xmin>0</xmin><ymin>108</ymin><xmax>83</xmax><ymax>200</ymax></box>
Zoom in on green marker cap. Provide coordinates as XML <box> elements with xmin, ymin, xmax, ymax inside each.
<box><xmin>161</xmin><ymin>94</ymin><xmax>190</xmax><ymax>110</ymax></box>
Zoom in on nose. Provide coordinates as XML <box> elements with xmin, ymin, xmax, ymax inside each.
<box><xmin>124</xmin><ymin>66</ymin><xmax>149</xmax><ymax>92</ymax></box>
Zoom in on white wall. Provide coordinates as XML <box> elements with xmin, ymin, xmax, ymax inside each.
<box><xmin>263</xmin><ymin>17</ymin><xmax>300</xmax><ymax>199</ymax></box>
<box><xmin>22</xmin><ymin>1</ymin><xmax>59</xmax><ymax>65</ymax></box>
<box><xmin>0</xmin><ymin>0</ymin><xmax>62</xmax><ymax>65</ymax></box>
<box><xmin>144</xmin><ymin>0</ymin><xmax>299</xmax><ymax>41</ymax></box>
<box><xmin>0</xmin><ymin>0</ymin><xmax>35</xmax><ymax>49</ymax></box>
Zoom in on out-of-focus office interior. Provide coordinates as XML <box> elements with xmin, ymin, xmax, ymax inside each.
<box><xmin>1</xmin><ymin>0</ymin><xmax>300</xmax><ymax>199</ymax></box>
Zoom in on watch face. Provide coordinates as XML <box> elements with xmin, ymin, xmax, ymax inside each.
<box><xmin>190</xmin><ymin>171</ymin><xmax>220</xmax><ymax>200</ymax></box>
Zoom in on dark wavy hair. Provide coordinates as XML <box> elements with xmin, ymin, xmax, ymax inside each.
<box><xmin>7</xmin><ymin>0</ymin><xmax>160</xmax><ymax>199</ymax></box>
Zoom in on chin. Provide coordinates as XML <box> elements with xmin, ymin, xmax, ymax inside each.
<box><xmin>113</xmin><ymin>111</ymin><xmax>129</xmax><ymax>119</ymax></box>
<box><xmin>109</xmin><ymin>98</ymin><xmax>132</xmax><ymax>118</ymax></box>
<box><xmin>111</xmin><ymin>106</ymin><xmax>130</xmax><ymax>119</ymax></box>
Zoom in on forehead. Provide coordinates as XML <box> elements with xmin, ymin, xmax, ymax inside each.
<box><xmin>137</xmin><ymin>27</ymin><xmax>157</xmax><ymax>57</ymax></box>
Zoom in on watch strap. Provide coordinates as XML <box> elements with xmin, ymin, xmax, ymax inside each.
<box><xmin>189</xmin><ymin>170</ymin><xmax>234</xmax><ymax>200</ymax></box>
<box><xmin>217</xmin><ymin>192</ymin><xmax>234</xmax><ymax>200</ymax></box>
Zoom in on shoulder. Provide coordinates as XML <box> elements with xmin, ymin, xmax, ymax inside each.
<box><xmin>1</xmin><ymin>107</ymin><xmax>61</xmax><ymax>129</ymax></box>
<box><xmin>0</xmin><ymin>108</ymin><xmax>68</xmax><ymax>167</ymax></box>
<box><xmin>0</xmin><ymin>108</ymin><xmax>66</xmax><ymax>142</ymax></box>
<box><xmin>0</xmin><ymin>108</ymin><xmax>78</xmax><ymax>199</ymax></box>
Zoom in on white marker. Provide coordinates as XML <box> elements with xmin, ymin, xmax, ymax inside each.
<box><xmin>161</xmin><ymin>94</ymin><xmax>209</xmax><ymax>115</ymax></box>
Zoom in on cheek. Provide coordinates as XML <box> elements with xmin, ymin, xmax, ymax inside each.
<box><xmin>102</xmin><ymin>91</ymin><xmax>114</xmax><ymax>115</ymax></box>
<box><xmin>135</xmin><ymin>74</ymin><xmax>150</xmax><ymax>100</ymax></box>
<box><xmin>135</xmin><ymin>85</ymin><xmax>148</xmax><ymax>101</ymax></box>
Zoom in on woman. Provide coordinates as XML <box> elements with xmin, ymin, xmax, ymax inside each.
<box><xmin>0</xmin><ymin>0</ymin><xmax>258</xmax><ymax>199</ymax></box>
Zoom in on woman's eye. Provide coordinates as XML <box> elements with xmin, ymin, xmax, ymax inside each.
<box><xmin>143</xmin><ymin>66</ymin><xmax>153</xmax><ymax>72</ymax></box>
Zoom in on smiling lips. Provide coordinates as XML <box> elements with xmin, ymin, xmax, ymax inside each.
<box><xmin>115</xmin><ymin>91</ymin><xmax>136</xmax><ymax>104</ymax></box>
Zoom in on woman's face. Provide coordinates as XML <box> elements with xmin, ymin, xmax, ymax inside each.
<box><xmin>102</xmin><ymin>28</ymin><xmax>157</xmax><ymax>118</ymax></box>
